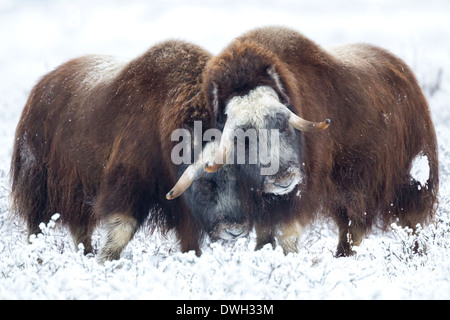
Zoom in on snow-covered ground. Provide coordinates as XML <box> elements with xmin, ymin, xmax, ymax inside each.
<box><xmin>1</xmin><ymin>0</ymin><xmax>450</xmax><ymax>299</ymax></box>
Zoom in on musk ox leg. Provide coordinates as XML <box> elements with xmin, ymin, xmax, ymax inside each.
<box><xmin>69</xmin><ymin>224</ymin><xmax>94</xmax><ymax>255</ymax></box>
<box><xmin>176</xmin><ymin>218</ymin><xmax>202</xmax><ymax>256</ymax></box>
<box><xmin>255</xmin><ymin>224</ymin><xmax>276</xmax><ymax>251</ymax></box>
<box><xmin>10</xmin><ymin>144</ymin><xmax>50</xmax><ymax>242</ymax></box>
<box><xmin>334</xmin><ymin>207</ymin><xmax>367</xmax><ymax>257</ymax></box>
<box><xmin>390</xmin><ymin>178</ymin><xmax>437</xmax><ymax>253</ymax></box>
<box><xmin>19</xmin><ymin>169</ymin><xmax>48</xmax><ymax>239</ymax></box>
<box><xmin>67</xmin><ymin>202</ymin><xmax>97</xmax><ymax>255</ymax></box>
<box><xmin>393</xmin><ymin>181</ymin><xmax>436</xmax><ymax>230</ymax></box>
<box><xmin>336</xmin><ymin>225</ymin><xmax>365</xmax><ymax>257</ymax></box>
<box><xmin>254</xmin><ymin>221</ymin><xmax>303</xmax><ymax>254</ymax></box>
<box><xmin>98</xmin><ymin>213</ymin><xmax>137</xmax><ymax>263</ymax></box>
<box><xmin>276</xmin><ymin>220</ymin><xmax>303</xmax><ymax>254</ymax></box>
<box><xmin>179</xmin><ymin>237</ymin><xmax>201</xmax><ymax>257</ymax></box>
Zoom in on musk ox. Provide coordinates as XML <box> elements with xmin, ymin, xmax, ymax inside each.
<box><xmin>204</xmin><ymin>26</ymin><xmax>439</xmax><ymax>256</ymax></box>
<box><xmin>10</xmin><ymin>40</ymin><xmax>251</xmax><ymax>262</ymax></box>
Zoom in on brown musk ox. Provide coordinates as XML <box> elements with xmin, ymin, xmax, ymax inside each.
<box><xmin>203</xmin><ymin>26</ymin><xmax>439</xmax><ymax>256</ymax></box>
<box><xmin>10</xmin><ymin>40</ymin><xmax>252</xmax><ymax>263</ymax></box>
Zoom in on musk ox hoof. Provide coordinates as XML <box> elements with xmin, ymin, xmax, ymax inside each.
<box><xmin>335</xmin><ymin>243</ymin><xmax>357</xmax><ymax>258</ymax></box>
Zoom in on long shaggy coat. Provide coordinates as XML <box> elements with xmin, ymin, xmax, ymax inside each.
<box><xmin>203</xmin><ymin>26</ymin><xmax>439</xmax><ymax>256</ymax></box>
<box><xmin>11</xmin><ymin>40</ymin><xmax>214</xmax><ymax>261</ymax></box>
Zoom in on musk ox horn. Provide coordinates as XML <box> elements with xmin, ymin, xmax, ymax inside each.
<box><xmin>288</xmin><ymin>109</ymin><xmax>330</xmax><ymax>132</ymax></box>
<box><xmin>204</xmin><ymin>120</ymin><xmax>235</xmax><ymax>173</ymax></box>
<box><xmin>167</xmin><ymin>140</ymin><xmax>224</xmax><ymax>199</ymax></box>
<box><xmin>166</xmin><ymin>164</ymin><xmax>202</xmax><ymax>200</ymax></box>
<box><xmin>203</xmin><ymin>137</ymin><xmax>233</xmax><ymax>173</ymax></box>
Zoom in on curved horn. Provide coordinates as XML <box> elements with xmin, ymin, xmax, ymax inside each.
<box><xmin>166</xmin><ymin>164</ymin><xmax>202</xmax><ymax>200</ymax></box>
<box><xmin>204</xmin><ymin>120</ymin><xmax>235</xmax><ymax>173</ymax></box>
<box><xmin>288</xmin><ymin>110</ymin><xmax>330</xmax><ymax>132</ymax></box>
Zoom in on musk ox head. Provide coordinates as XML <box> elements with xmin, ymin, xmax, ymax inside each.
<box><xmin>206</xmin><ymin>85</ymin><xmax>329</xmax><ymax>195</ymax></box>
<box><xmin>202</xmin><ymin>41</ymin><xmax>330</xmax><ymax>197</ymax></box>
<box><xmin>183</xmin><ymin>165</ymin><xmax>253</xmax><ymax>241</ymax></box>
<box><xmin>166</xmin><ymin>141</ymin><xmax>252</xmax><ymax>241</ymax></box>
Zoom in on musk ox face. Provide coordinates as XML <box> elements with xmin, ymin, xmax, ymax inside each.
<box><xmin>225</xmin><ymin>86</ymin><xmax>305</xmax><ymax>195</ymax></box>
<box><xmin>184</xmin><ymin>165</ymin><xmax>251</xmax><ymax>241</ymax></box>
<box><xmin>205</xmin><ymin>85</ymin><xmax>329</xmax><ymax>197</ymax></box>
<box><xmin>167</xmin><ymin>141</ymin><xmax>252</xmax><ymax>241</ymax></box>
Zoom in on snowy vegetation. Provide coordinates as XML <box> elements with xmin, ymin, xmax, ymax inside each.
<box><xmin>1</xmin><ymin>0</ymin><xmax>449</xmax><ymax>299</ymax></box>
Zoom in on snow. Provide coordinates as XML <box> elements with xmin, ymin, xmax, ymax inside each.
<box><xmin>1</xmin><ymin>0</ymin><xmax>450</xmax><ymax>300</ymax></box>
<box><xmin>410</xmin><ymin>153</ymin><xmax>430</xmax><ymax>187</ymax></box>
<box><xmin>81</xmin><ymin>56</ymin><xmax>125</xmax><ymax>88</ymax></box>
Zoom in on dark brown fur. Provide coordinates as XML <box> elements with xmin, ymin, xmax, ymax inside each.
<box><xmin>204</xmin><ymin>26</ymin><xmax>439</xmax><ymax>256</ymax></box>
<box><xmin>11</xmin><ymin>40</ymin><xmax>214</xmax><ymax>261</ymax></box>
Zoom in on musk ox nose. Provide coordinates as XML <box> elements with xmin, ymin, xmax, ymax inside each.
<box><xmin>225</xmin><ymin>227</ymin><xmax>246</xmax><ymax>238</ymax></box>
<box><xmin>263</xmin><ymin>168</ymin><xmax>302</xmax><ymax>195</ymax></box>
<box><xmin>216</xmin><ymin>225</ymin><xmax>249</xmax><ymax>240</ymax></box>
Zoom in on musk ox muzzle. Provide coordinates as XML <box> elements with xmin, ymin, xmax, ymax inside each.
<box><xmin>167</xmin><ymin>140</ymin><xmax>253</xmax><ymax>242</ymax></box>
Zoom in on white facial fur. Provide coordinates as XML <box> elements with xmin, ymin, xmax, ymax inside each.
<box><xmin>225</xmin><ymin>86</ymin><xmax>287</xmax><ymax>128</ymax></box>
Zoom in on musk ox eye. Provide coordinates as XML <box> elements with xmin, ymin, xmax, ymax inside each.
<box><xmin>198</xmin><ymin>179</ymin><xmax>216</xmax><ymax>189</ymax></box>
<box><xmin>270</xmin><ymin>113</ymin><xmax>289</xmax><ymax>133</ymax></box>
<box><xmin>280</xmin><ymin>119</ymin><xmax>290</xmax><ymax>133</ymax></box>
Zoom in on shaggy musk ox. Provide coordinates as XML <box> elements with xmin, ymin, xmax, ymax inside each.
<box><xmin>10</xmin><ymin>40</ymin><xmax>252</xmax><ymax>262</ymax></box>
<box><xmin>204</xmin><ymin>26</ymin><xmax>439</xmax><ymax>256</ymax></box>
